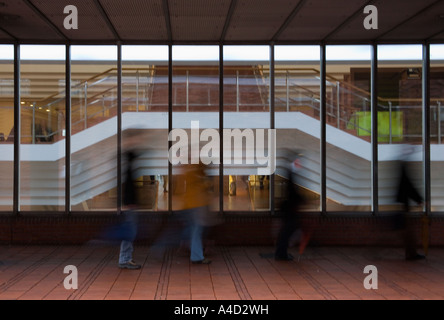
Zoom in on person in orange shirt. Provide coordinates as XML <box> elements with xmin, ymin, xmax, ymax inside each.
<box><xmin>179</xmin><ymin>162</ymin><xmax>212</xmax><ymax>264</ymax></box>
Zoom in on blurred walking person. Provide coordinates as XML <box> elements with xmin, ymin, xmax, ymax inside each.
<box><xmin>395</xmin><ymin>154</ymin><xmax>425</xmax><ymax>261</ymax></box>
<box><xmin>179</xmin><ymin>162</ymin><xmax>213</xmax><ymax>264</ymax></box>
<box><xmin>118</xmin><ymin>130</ymin><xmax>143</xmax><ymax>269</ymax></box>
<box><xmin>274</xmin><ymin>153</ymin><xmax>307</xmax><ymax>261</ymax></box>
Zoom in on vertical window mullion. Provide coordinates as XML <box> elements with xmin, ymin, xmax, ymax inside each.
<box><xmin>423</xmin><ymin>43</ymin><xmax>431</xmax><ymax>216</ymax></box>
<box><xmin>320</xmin><ymin>44</ymin><xmax>326</xmax><ymax>215</ymax></box>
<box><xmin>13</xmin><ymin>44</ymin><xmax>20</xmax><ymax>215</ymax></box>
<box><xmin>168</xmin><ymin>44</ymin><xmax>173</xmax><ymax>215</ymax></box>
<box><xmin>219</xmin><ymin>44</ymin><xmax>224</xmax><ymax>215</ymax></box>
<box><xmin>270</xmin><ymin>43</ymin><xmax>275</xmax><ymax>215</ymax></box>
<box><xmin>371</xmin><ymin>43</ymin><xmax>378</xmax><ymax>215</ymax></box>
<box><xmin>117</xmin><ymin>43</ymin><xmax>122</xmax><ymax>215</ymax></box>
<box><xmin>65</xmin><ymin>44</ymin><xmax>71</xmax><ymax>215</ymax></box>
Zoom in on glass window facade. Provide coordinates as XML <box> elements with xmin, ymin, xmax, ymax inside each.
<box><xmin>70</xmin><ymin>46</ymin><xmax>118</xmax><ymax>211</ymax></box>
<box><xmin>431</xmin><ymin>45</ymin><xmax>444</xmax><ymax>212</ymax></box>
<box><xmin>224</xmin><ymin>46</ymin><xmax>270</xmax><ymax>212</ymax></box>
<box><xmin>326</xmin><ymin>46</ymin><xmax>372</xmax><ymax>212</ymax></box>
<box><xmin>0</xmin><ymin>45</ymin><xmax>13</xmax><ymax>212</ymax></box>
<box><xmin>20</xmin><ymin>45</ymin><xmax>66</xmax><ymax>212</ymax></box>
<box><xmin>378</xmin><ymin>45</ymin><xmax>424</xmax><ymax>212</ymax></box>
<box><xmin>122</xmin><ymin>45</ymin><xmax>169</xmax><ymax>212</ymax></box>
<box><xmin>0</xmin><ymin>43</ymin><xmax>440</xmax><ymax>215</ymax></box>
<box><xmin>275</xmin><ymin>45</ymin><xmax>321</xmax><ymax>212</ymax></box>
<box><xmin>172</xmin><ymin>46</ymin><xmax>220</xmax><ymax>212</ymax></box>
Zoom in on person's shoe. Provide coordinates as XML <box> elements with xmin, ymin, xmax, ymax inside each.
<box><xmin>406</xmin><ymin>254</ymin><xmax>426</xmax><ymax>261</ymax></box>
<box><xmin>119</xmin><ymin>260</ymin><xmax>141</xmax><ymax>269</ymax></box>
<box><xmin>275</xmin><ymin>254</ymin><xmax>294</xmax><ymax>261</ymax></box>
<box><xmin>191</xmin><ymin>258</ymin><xmax>212</xmax><ymax>264</ymax></box>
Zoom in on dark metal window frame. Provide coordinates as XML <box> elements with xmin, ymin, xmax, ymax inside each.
<box><xmin>2</xmin><ymin>40</ymin><xmax>438</xmax><ymax>216</ymax></box>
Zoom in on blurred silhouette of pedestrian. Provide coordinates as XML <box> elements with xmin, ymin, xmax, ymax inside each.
<box><xmin>118</xmin><ymin>130</ymin><xmax>143</xmax><ymax>269</ymax></box>
<box><xmin>179</xmin><ymin>162</ymin><xmax>213</xmax><ymax>264</ymax></box>
<box><xmin>6</xmin><ymin>126</ymin><xmax>14</xmax><ymax>142</ymax></box>
<box><xmin>35</xmin><ymin>120</ymin><xmax>53</xmax><ymax>143</ymax></box>
<box><xmin>274</xmin><ymin>153</ymin><xmax>307</xmax><ymax>261</ymax></box>
<box><xmin>395</xmin><ymin>155</ymin><xmax>425</xmax><ymax>261</ymax></box>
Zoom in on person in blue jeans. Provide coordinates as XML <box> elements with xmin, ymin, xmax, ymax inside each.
<box><xmin>118</xmin><ymin>208</ymin><xmax>139</xmax><ymax>269</ymax></box>
<box><xmin>179</xmin><ymin>162</ymin><xmax>212</xmax><ymax>264</ymax></box>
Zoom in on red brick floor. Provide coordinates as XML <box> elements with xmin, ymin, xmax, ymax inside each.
<box><xmin>1</xmin><ymin>244</ymin><xmax>444</xmax><ymax>300</ymax></box>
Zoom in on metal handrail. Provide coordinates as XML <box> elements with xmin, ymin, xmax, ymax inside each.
<box><xmin>10</xmin><ymin>66</ymin><xmax>444</xmax><ymax>145</ymax></box>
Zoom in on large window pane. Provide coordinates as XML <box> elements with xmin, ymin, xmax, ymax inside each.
<box><xmin>431</xmin><ymin>45</ymin><xmax>444</xmax><ymax>212</ymax></box>
<box><xmin>224</xmin><ymin>46</ymin><xmax>270</xmax><ymax>212</ymax></box>
<box><xmin>172</xmin><ymin>46</ymin><xmax>219</xmax><ymax>212</ymax></box>
<box><xmin>326</xmin><ymin>46</ymin><xmax>372</xmax><ymax>211</ymax></box>
<box><xmin>122</xmin><ymin>45</ymin><xmax>169</xmax><ymax>211</ymax></box>
<box><xmin>275</xmin><ymin>46</ymin><xmax>321</xmax><ymax>212</ymax></box>
<box><xmin>20</xmin><ymin>45</ymin><xmax>66</xmax><ymax>211</ymax></box>
<box><xmin>71</xmin><ymin>46</ymin><xmax>117</xmax><ymax>211</ymax></box>
<box><xmin>0</xmin><ymin>45</ymin><xmax>14</xmax><ymax>212</ymax></box>
<box><xmin>378</xmin><ymin>45</ymin><xmax>423</xmax><ymax>212</ymax></box>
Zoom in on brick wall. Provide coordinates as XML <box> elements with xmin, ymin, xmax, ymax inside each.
<box><xmin>1</xmin><ymin>213</ymin><xmax>444</xmax><ymax>248</ymax></box>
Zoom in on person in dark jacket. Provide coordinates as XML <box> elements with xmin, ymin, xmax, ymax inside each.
<box><xmin>395</xmin><ymin>159</ymin><xmax>425</xmax><ymax>261</ymax></box>
<box><xmin>118</xmin><ymin>131</ymin><xmax>143</xmax><ymax>269</ymax></box>
<box><xmin>274</xmin><ymin>154</ymin><xmax>306</xmax><ymax>261</ymax></box>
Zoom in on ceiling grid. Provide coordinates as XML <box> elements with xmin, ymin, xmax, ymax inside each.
<box><xmin>0</xmin><ymin>0</ymin><xmax>442</xmax><ymax>43</ymax></box>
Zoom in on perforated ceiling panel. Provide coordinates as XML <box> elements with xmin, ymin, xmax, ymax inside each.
<box><xmin>0</xmin><ymin>0</ymin><xmax>442</xmax><ymax>43</ymax></box>
<box><xmin>169</xmin><ymin>0</ymin><xmax>231</xmax><ymax>41</ymax></box>
<box><xmin>329</xmin><ymin>0</ymin><xmax>440</xmax><ymax>41</ymax></box>
<box><xmin>277</xmin><ymin>0</ymin><xmax>369</xmax><ymax>41</ymax></box>
<box><xmin>30</xmin><ymin>0</ymin><xmax>116</xmax><ymax>40</ymax></box>
<box><xmin>431</xmin><ymin>30</ymin><xmax>444</xmax><ymax>41</ymax></box>
<box><xmin>0</xmin><ymin>29</ymin><xmax>13</xmax><ymax>40</ymax></box>
<box><xmin>380</xmin><ymin>1</ymin><xmax>444</xmax><ymax>41</ymax></box>
<box><xmin>0</xmin><ymin>0</ymin><xmax>64</xmax><ymax>40</ymax></box>
<box><xmin>101</xmin><ymin>0</ymin><xmax>167</xmax><ymax>41</ymax></box>
<box><xmin>225</xmin><ymin>0</ymin><xmax>299</xmax><ymax>41</ymax></box>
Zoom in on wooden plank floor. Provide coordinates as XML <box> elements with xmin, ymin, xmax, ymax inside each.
<box><xmin>1</xmin><ymin>244</ymin><xmax>444</xmax><ymax>300</ymax></box>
